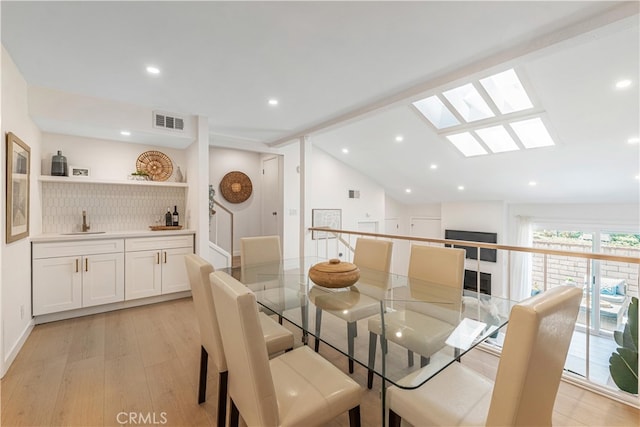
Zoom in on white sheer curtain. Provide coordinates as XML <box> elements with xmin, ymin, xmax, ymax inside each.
<box><xmin>510</xmin><ymin>216</ymin><xmax>533</xmax><ymax>301</ymax></box>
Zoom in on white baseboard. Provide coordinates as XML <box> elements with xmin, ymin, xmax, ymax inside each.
<box><xmin>2</xmin><ymin>320</ymin><xmax>35</xmax><ymax>378</ymax></box>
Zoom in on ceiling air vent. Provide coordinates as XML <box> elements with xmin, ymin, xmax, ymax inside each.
<box><xmin>153</xmin><ymin>111</ymin><xmax>185</xmax><ymax>131</ymax></box>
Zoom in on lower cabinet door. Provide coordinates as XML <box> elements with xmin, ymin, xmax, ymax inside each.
<box><xmin>82</xmin><ymin>253</ymin><xmax>125</xmax><ymax>307</ymax></box>
<box><xmin>125</xmin><ymin>250</ymin><xmax>162</xmax><ymax>300</ymax></box>
<box><xmin>33</xmin><ymin>256</ymin><xmax>82</xmax><ymax>315</ymax></box>
<box><xmin>161</xmin><ymin>247</ymin><xmax>193</xmax><ymax>294</ymax></box>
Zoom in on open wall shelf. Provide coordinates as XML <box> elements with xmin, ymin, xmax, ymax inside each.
<box><xmin>39</xmin><ymin>175</ymin><xmax>188</xmax><ymax>188</ymax></box>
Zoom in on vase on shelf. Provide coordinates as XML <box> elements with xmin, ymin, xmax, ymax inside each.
<box><xmin>51</xmin><ymin>150</ymin><xmax>68</xmax><ymax>176</ymax></box>
<box><xmin>175</xmin><ymin>166</ymin><xmax>183</xmax><ymax>182</ymax></box>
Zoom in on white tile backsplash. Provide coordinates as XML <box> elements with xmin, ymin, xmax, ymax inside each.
<box><xmin>42</xmin><ymin>182</ymin><xmax>186</xmax><ymax>233</ymax></box>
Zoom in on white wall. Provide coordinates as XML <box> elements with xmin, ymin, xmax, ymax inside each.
<box><xmin>28</xmin><ymin>86</ymin><xmax>196</xmax><ymax>149</ymax></box>
<box><xmin>1</xmin><ymin>46</ymin><xmax>41</xmax><ymax>375</ymax></box>
<box><xmin>384</xmin><ymin>199</ymin><xmax>443</xmax><ymax>274</ymax></box>
<box><xmin>41</xmin><ymin>133</ymin><xmax>187</xmax><ymax>181</ymax></box>
<box><xmin>307</xmin><ymin>146</ymin><xmax>386</xmax><ymax>258</ymax></box>
<box><xmin>209</xmin><ymin>147</ymin><xmax>263</xmax><ymax>256</ymax></box>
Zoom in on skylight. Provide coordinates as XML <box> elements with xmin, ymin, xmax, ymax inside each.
<box><xmin>442</xmin><ymin>83</ymin><xmax>494</xmax><ymax>122</ymax></box>
<box><xmin>479</xmin><ymin>69</ymin><xmax>533</xmax><ymax>114</ymax></box>
<box><xmin>412</xmin><ymin>96</ymin><xmax>460</xmax><ymax>129</ymax></box>
<box><xmin>412</xmin><ymin>68</ymin><xmax>555</xmax><ymax>157</ymax></box>
<box><xmin>510</xmin><ymin>118</ymin><xmax>555</xmax><ymax>148</ymax></box>
<box><xmin>475</xmin><ymin>125</ymin><xmax>519</xmax><ymax>153</ymax></box>
<box><xmin>446</xmin><ymin>133</ymin><xmax>487</xmax><ymax>157</ymax></box>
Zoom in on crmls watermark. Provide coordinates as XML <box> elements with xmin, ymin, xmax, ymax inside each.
<box><xmin>116</xmin><ymin>412</ymin><xmax>168</xmax><ymax>425</ymax></box>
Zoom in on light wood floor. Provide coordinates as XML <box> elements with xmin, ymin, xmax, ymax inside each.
<box><xmin>1</xmin><ymin>297</ymin><xmax>638</xmax><ymax>426</ymax></box>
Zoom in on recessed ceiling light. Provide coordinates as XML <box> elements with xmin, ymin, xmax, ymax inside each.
<box><xmin>395</xmin><ymin>135</ymin><xmax>404</xmax><ymax>142</ymax></box>
<box><xmin>268</xmin><ymin>99</ymin><xmax>279</xmax><ymax>106</ymax></box>
<box><xmin>146</xmin><ymin>66</ymin><xmax>160</xmax><ymax>75</ymax></box>
<box><xmin>636</xmin><ymin>175</ymin><xmax>640</xmax><ymax>180</ymax></box>
<box><xmin>430</xmin><ymin>164</ymin><xmax>438</xmax><ymax>170</ymax></box>
<box><xmin>342</xmin><ymin>148</ymin><xmax>349</xmax><ymax>154</ymax></box>
<box><xmin>615</xmin><ymin>79</ymin><xmax>632</xmax><ymax>89</ymax></box>
<box><xmin>405</xmin><ymin>188</ymin><xmax>412</xmax><ymax>193</ymax></box>
<box><xmin>529</xmin><ymin>181</ymin><xmax>537</xmax><ymax>186</ymax></box>
<box><xmin>120</xmin><ymin>130</ymin><xmax>131</xmax><ymax>136</ymax></box>
<box><xmin>457</xmin><ymin>185</ymin><xmax>465</xmax><ymax>191</ymax></box>
<box><xmin>628</xmin><ymin>137</ymin><xmax>639</xmax><ymax>144</ymax></box>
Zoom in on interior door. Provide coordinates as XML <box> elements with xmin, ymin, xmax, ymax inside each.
<box><xmin>262</xmin><ymin>156</ymin><xmax>281</xmax><ymax>237</ymax></box>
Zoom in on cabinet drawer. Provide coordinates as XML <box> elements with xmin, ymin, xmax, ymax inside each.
<box><xmin>125</xmin><ymin>235</ymin><xmax>193</xmax><ymax>252</ymax></box>
<box><xmin>33</xmin><ymin>239</ymin><xmax>124</xmax><ymax>259</ymax></box>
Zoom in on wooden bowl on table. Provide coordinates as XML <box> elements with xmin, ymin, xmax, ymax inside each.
<box><xmin>309</xmin><ymin>258</ymin><xmax>360</xmax><ymax>289</ymax></box>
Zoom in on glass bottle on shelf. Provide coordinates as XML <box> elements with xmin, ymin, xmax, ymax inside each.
<box><xmin>172</xmin><ymin>206</ymin><xmax>179</xmax><ymax>226</ymax></box>
<box><xmin>165</xmin><ymin>208</ymin><xmax>172</xmax><ymax>226</ymax></box>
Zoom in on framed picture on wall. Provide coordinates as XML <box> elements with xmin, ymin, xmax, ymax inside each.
<box><xmin>312</xmin><ymin>209</ymin><xmax>341</xmax><ymax>240</ymax></box>
<box><xmin>6</xmin><ymin>132</ymin><xmax>30</xmax><ymax>243</ymax></box>
<box><xmin>70</xmin><ymin>166</ymin><xmax>90</xmax><ymax>177</ymax></box>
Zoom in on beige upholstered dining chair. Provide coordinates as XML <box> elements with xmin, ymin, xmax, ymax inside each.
<box><xmin>210</xmin><ymin>270</ymin><xmax>364</xmax><ymax>427</ymax></box>
<box><xmin>386</xmin><ymin>285</ymin><xmax>582</xmax><ymax>427</ymax></box>
<box><xmin>240</xmin><ymin>235</ymin><xmax>281</xmax><ymax>266</ymax></box>
<box><xmin>184</xmin><ymin>254</ymin><xmax>294</xmax><ymax>427</ymax></box>
<box><xmin>240</xmin><ymin>235</ymin><xmax>298</xmax><ymax>324</ymax></box>
<box><xmin>314</xmin><ymin>238</ymin><xmax>393</xmax><ymax>373</ymax></box>
<box><xmin>367</xmin><ymin>244</ymin><xmax>465</xmax><ymax>388</ymax></box>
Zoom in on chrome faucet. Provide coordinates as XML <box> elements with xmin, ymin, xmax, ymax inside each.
<box><xmin>82</xmin><ymin>210</ymin><xmax>90</xmax><ymax>232</ymax></box>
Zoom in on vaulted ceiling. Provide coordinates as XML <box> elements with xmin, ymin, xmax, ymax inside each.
<box><xmin>2</xmin><ymin>1</ymin><xmax>638</xmax><ymax>204</ymax></box>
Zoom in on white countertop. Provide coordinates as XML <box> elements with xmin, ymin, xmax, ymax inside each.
<box><xmin>31</xmin><ymin>229</ymin><xmax>196</xmax><ymax>243</ymax></box>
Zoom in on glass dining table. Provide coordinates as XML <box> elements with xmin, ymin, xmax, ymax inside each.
<box><xmin>219</xmin><ymin>257</ymin><xmax>516</xmax><ymax>425</ymax></box>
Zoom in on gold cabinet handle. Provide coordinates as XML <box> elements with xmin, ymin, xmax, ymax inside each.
<box><xmin>85</xmin><ymin>258</ymin><xmax>88</xmax><ymax>272</ymax></box>
<box><xmin>156</xmin><ymin>252</ymin><xmax>160</xmax><ymax>265</ymax></box>
<box><xmin>75</xmin><ymin>258</ymin><xmax>79</xmax><ymax>273</ymax></box>
<box><xmin>164</xmin><ymin>251</ymin><xmax>167</xmax><ymax>264</ymax></box>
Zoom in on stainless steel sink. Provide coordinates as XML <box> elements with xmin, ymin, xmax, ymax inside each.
<box><xmin>61</xmin><ymin>231</ymin><xmax>106</xmax><ymax>235</ymax></box>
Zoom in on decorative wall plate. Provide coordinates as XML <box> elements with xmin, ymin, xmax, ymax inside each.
<box><xmin>136</xmin><ymin>151</ymin><xmax>173</xmax><ymax>182</ymax></box>
<box><xmin>220</xmin><ymin>171</ymin><xmax>253</xmax><ymax>203</ymax></box>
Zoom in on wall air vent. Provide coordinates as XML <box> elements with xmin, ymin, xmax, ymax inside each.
<box><xmin>153</xmin><ymin>111</ymin><xmax>185</xmax><ymax>131</ymax></box>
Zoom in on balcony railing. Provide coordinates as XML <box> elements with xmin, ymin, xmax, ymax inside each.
<box><xmin>308</xmin><ymin>227</ymin><xmax>639</xmax><ymax>407</ymax></box>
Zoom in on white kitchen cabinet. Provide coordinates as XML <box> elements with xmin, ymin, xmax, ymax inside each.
<box><xmin>125</xmin><ymin>235</ymin><xmax>194</xmax><ymax>301</ymax></box>
<box><xmin>125</xmin><ymin>249</ymin><xmax>162</xmax><ymax>300</ymax></box>
<box><xmin>82</xmin><ymin>252</ymin><xmax>125</xmax><ymax>307</ymax></box>
<box><xmin>32</xmin><ymin>239</ymin><xmax>125</xmax><ymax>315</ymax></box>
<box><xmin>33</xmin><ymin>256</ymin><xmax>82</xmax><ymax>315</ymax></box>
